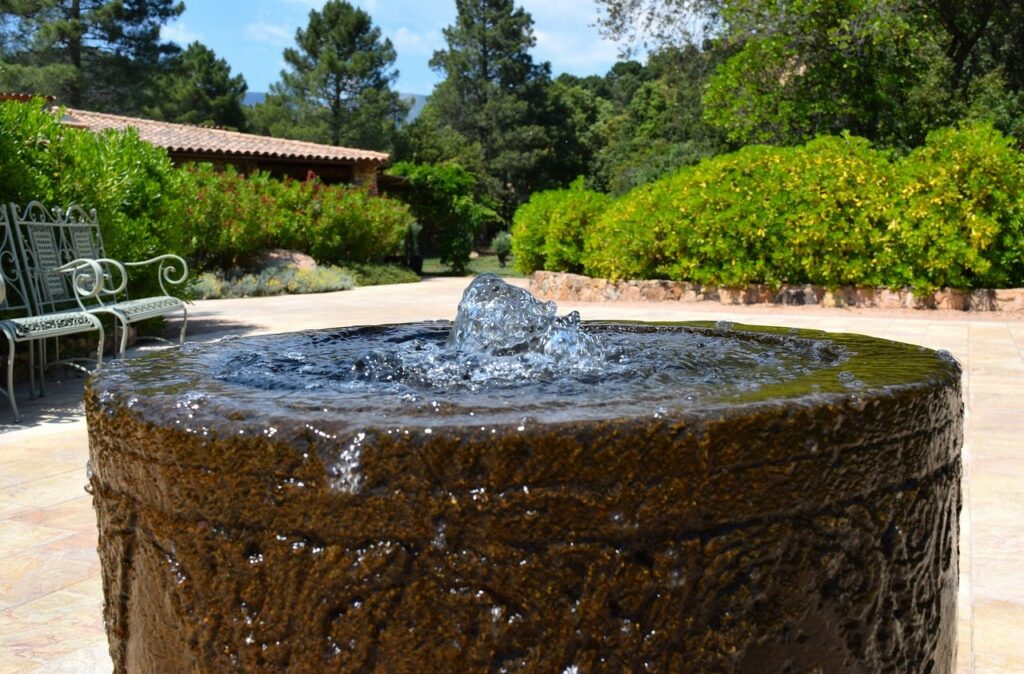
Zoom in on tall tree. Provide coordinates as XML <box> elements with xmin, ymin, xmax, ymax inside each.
<box><xmin>248</xmin><ymin>0</ymin><xmax>403</xmax><ymax>150</ymax></box>
<box><xmin>427</xmin><ymin>0</ymin><xmax>559</xmax><ymax>219</ymax></box>
<box><xmin>144</xmin><ymin>41</ymin><xmax>247</xmax><ymax>129</ymax></box>
<box><xmin>594</xmin><ymin>0</ymin><xmax>1024</xmax><ymax>148</ymax></box>
<box><xmin>0</xmin><ymin>0</ymin><xmax>183</xmax><ymax>112</ymax></box>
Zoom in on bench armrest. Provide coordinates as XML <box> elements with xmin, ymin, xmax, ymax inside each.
<box><xmin>57</xmin><ymin>258</ymin><xmax>108</xmax><ymax>308</ymax></box>
<box><xmin>123</xmin><ymin>254</ymin><xmax>189</xmax><ymax>297</ymax></box>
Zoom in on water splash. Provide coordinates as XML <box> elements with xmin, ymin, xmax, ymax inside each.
<box><xmin>448</xmin><ymin>273</ymin><xmax>602</xmax><ymax>363</ymax></box>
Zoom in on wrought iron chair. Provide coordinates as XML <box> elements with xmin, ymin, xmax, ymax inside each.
<box><xmin>9</xmin><ymin>201</ymin><xmax>188</xmax><ymax>358</ymax></box>
<box><xmin>1</xmin><ymin>204</ymin><xmax>105</xmax><ymax>422</ymax></box>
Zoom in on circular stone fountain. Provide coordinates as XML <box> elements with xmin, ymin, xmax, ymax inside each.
<box><xmin>86</xmin><ymin>275</ymin><xmax>961</xmax><ymax>673</ymax></box>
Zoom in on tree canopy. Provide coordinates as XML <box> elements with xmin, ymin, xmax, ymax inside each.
<box><xmin>144</xmin><ymin>41</ymin><xmax>247</xmax><ymax>129</ymax></box>
<box><xmin>421</xmin><ymin>0</ymin><xmax>561</xmax><ymax>219</ymax></box>
<box><xmin>247</xmin><ymin>0</ymin><xmax>404</xmax><ymax>151</ymax></box>
<box><xmin>0</xmin><ymin>0</ymin><xmax>184</xmax><ymax>112</ymax></box>
<box><xmin>595</xmin><ymin>0</ymin><xmax>1024</xmax><ymax>147</ymax></box>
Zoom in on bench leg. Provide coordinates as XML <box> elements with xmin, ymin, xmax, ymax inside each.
<box><xmin>118</xmin><ymin>318</ymin><xmax>129</xmax><ymax>359</ymax></box>
<box><xmin>179</xmin><ymin>306</ymin><xmax>188</xmax><ymax>345</ymax></box>
<box><xmin>2</xmin><ymin>329</ymin><xmax>19</xmax><ymax>423</ymax></box>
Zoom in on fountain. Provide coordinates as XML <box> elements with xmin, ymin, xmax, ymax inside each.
<box><xmin>87</xmin><ymin>274</ymin><xmax>961</xmax><ymax>673</ymax></box>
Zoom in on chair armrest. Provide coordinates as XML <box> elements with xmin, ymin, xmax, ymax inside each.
<box><xmin>122</xmin><ymin>254</ymin><xmax>189</xmax><ymax>297</ymax></box>
<box><xmin>57</xmin><ymin>258</ymin><xmax>109</xmax><ymax>305</ymax></box>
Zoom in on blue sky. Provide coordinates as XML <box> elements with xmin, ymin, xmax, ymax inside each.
<box><xmin>162</xmin><ymin>1</ymin><xmax>622</xmax><ymax>95</ymax></box>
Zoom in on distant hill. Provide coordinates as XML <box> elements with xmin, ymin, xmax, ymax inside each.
<box><xmin>242</xmin><ymin>91</ymin><xmax>427</xmax><ymax>124</ymax></box>
<box><xmin>401</xmin><ymin>94</ymin><xmax>427</xmax><ymax>123</ymax></box>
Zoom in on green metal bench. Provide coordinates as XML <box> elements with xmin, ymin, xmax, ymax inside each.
<box><xmin>9</xmin><ymin>201</ymin><xmax>188</xmax><ymax>359</ymax></box>
<box><xmin>0</xmin><ymin>204</ymin><xmax>105</xmax><ymax>422</ymax></box>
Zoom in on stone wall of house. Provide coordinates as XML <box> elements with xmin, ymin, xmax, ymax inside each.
<box><xmin>530</xmin><ymin>271</ymin><xmax>1024</xmax><ymax>313</ymax></box>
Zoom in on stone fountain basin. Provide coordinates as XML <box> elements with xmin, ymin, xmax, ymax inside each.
<box><xmin>86</xmin><ymin>322</ymin><xmax>962</xmax><ymax>673</ymax></box>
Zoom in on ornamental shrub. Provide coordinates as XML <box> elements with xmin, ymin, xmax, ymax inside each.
<box><xmin>386</xmin><ymin>162</ymin><xmax>498</xmax><ymax>274</ymax></box>
<box><xmin>584</xmin><ymin>123</ymin><xmax>1024</xmax><ymax>291</ymax></box>
<box><xmin>0</xmin><ymin>99</ymin><xmax>188</xmax><ymax>299</ymax></box>
<box><xmin>882</xmin><ymin>123</ymin><xmax>1024</xmax><ymax>291</ymax></box>
<box><xmin>177</xmin><ymin>165</ymin><xmax>412</xmax><ymax>269</ymax></box>
<box><xmin>512</xmin><ymin>178</ymin><xmax>612</xmax><ymax>274</ymax></box>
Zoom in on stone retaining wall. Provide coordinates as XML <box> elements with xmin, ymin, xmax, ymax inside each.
<box><xmin>531</xmin><ymin>271</ymin><xmax>1024</xmax><ymax>313</ymax></box>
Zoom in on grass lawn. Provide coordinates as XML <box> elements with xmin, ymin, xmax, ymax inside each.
<box><xmin>422</xmin><ymin>254</ymin><xmax>525</xmax><ymax>278</ymax></box>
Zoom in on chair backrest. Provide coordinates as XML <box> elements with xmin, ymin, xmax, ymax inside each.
<box><xmin>8</xmin><ymin>201</ymin><xmax>110</xmax><ymax>315</ymax></box>
<box><xmin>0</xmin><ymin>204</ymin><xmax>35</xmax><ymax>317</ymax></box>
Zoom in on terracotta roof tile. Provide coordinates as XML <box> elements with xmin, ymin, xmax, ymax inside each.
<box><xmin>58</xmin><ymin>108</ymin><xmax>390</xmax><ymax>164</ymax></box>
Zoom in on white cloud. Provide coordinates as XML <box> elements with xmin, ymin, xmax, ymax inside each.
<box><xmin>245</xmin><ymin>21</ymin><xmax>295</xmax><ymax>47</ymax></box>
<box><xmin>533</xmin><ymin>27</ymin><xmax>618</xmax><ymax>71</ymax></box>
<box><xmin>161</xmin><ymin>21</ymin><xmax>202</xmax><ymax>46</ymax></box>
<box><xmin>391</xmin><ymin>26</ymin><xmax>440</xmax><ymax>55</ymax></box>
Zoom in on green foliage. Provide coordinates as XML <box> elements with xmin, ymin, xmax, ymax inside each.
<box><xmin>193</xmin><ymin>265</ymin><xmax>355</xmax><ymax>300</ymax></box>
<box><xmin>425</xmin><ymin>0</ymin><xmax>558</xmax><ymax>219</ymax></box>
<box><xmin>387</xmin><ymin>161</ymin><xmax>498</xmax><ymax>274</ymax></box>
<box><xmin>490</xmin><ymin>230</ymin><xmax>512</xmax><ymax>266</ymax></box>
<box><xmin>343</xmin><ymin>262</ymin><xmax>420</xmax><ymax>286</ymax></box>
<box><xmin>304</xmin><ymin>184</ymin><xmax>411</xmax><ymax>264</ymax></box>
<box><xmin>247</xmin><ymin>0</ymin><xmax>404</xmax><ymax>150</ymax></box>
<box><xmin>0</xmin><ymin>98</ymin><xmax>187</xmax><ymax>299</ymax></box>
<box><xmin>177</xmin><ymin>164</ymin><xmax>412</xmax><ymax>269</ymax></box>
<box><xmin>144</xmin><ymin>42</ymin><xmax>248</xmax><ymax>129</ymax></box>
<box><xmin>882</xmin><ymin>123</ymin><xmax>1024</xmax><ymax>291</ymax></box>
<box><xmin>583</xmin><ymin>123</ymin><xmax>1024</xmax><ymax>291</ymax></box>
<box><xmin>512</xmin><ymin>178</ymin><xmax>613</xmax><ymax>274</ymax></box>
<box><xmin>0</xmin><ymin>0</ymin><xmax>184</xmax><ymax>112</ymax></box>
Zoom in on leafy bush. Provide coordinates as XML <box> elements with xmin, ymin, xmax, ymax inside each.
<box><xmin>193</xmin><ymin>265</ymin><xmax>356</xmax><ymax>299</ymax></box>
<box><xmin>387</xmin><ymin>162</ymin><xmax>498</xmax><ymax>273</ymax></box>
<box><xmin>583</xmin><ymin>123</ymin><xmax>1024</xmax><ymax>291</ymax></box>
<box><xmin>0</xmin><ymin>99</ymin><xmax>188</xmax><ymax>299</ymax></box>
<box><xmin>177</xmin><ymin>165</ymin><xmax>411</xmax><ymax>269</ymax></box>
<box><xmin>882</xmin><ymin>123</ymin><xmax>1024</xmax><ymax>291</ymax></box>
<box><xmin>343</xmin><ymin>263</ymin><xmax>420</xmax><ymax>286</ymax></box>
<box><xmin>490</xmin><ymin>230</ymin><xmax>512</xmax><ymax>266</ymax></box>
<box><xmin>303</xmin><ymin>184</ymin><xmax>411</xmax><ymax>265</ymax></box>
<box><xmin>512</xmin><ymin>177</ymin><xmax>612</xmax><ymax>274</ymax></box>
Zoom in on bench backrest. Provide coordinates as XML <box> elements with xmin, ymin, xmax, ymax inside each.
<box><xmin>0</xmin><ymin>204</ymin><xmax>34</xmax><ymax>317</ymax></box>
<box><xmin>8</xmin><ymin>201</ymin><xmax>110</xmax><ymax>315</ymax></box>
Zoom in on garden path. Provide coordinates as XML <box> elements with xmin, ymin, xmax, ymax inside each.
<box><xmin>0</xmin><ymin>276</ymin><xmax>1021</xmax><ymax>673</ymax></box>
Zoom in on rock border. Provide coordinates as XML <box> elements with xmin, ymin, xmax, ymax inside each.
<box><xmin>530</xmin><ymin>271</ymin><xmax>1024</xmax><ymax>313</ymax></box>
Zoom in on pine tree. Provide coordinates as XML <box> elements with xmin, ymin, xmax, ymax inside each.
<box><xmin>249</xmin><ymin>0</ymin><xmax>404</xmax><ymax>151</ymax></box>
<box><xmin>427</xmin><ymin>0</ymin><xmax>556</xmax><ymax>218</ymax></box>
<box><xmin>0</xmin><ymin>0</ymin><xmax>183</xmax><ymax>112</ymax></box>
<box><xmin>144</xmin><ymin>42</ymin><xmax>247</xmax><ymax>129</ymax></box>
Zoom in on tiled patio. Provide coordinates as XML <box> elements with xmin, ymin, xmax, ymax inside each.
<box><xmin>1</xmin><ymin>277</ymin><xmax>1021</xmax><ymax>672</ymax></box>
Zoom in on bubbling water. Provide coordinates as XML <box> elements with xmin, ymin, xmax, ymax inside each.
<box><xmin>98</xmin><ymin>274</ymin><xmax>860</xmax><ymax>429</ymax></box>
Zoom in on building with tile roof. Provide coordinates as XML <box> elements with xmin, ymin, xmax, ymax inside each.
<box><xmin>58</xmin><ymin>107</ymin><xmax>389</xmax><ymax>192</ymax></box>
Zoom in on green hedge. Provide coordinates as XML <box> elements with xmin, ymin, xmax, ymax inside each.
<box><xmin>0</xmin><ymin>99</ymin><xmax>186</xmax><ymax>294</ymax></box>
<box><xmin>1</xmin><ymin>99</ymin><xmax>414</xmax><ymax>300</ymax></box>
<box><xmin>512</xmin><ymin>178</ymin><xmax>612</xmax><ymax>275</ymax></box>
<box><xmin>176</xmin><ymin>164</ymin><xmax>412</xmax><ymax>270</ymax></box>
<box><xmin>525</xmin><ymin>123</ymin><xmax>1023</xmax><ymax>292</ymax></box>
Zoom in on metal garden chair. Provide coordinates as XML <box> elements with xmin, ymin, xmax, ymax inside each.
<box><xmin>1</xmin><ymin>204</ymin><xmax>105</xmax><ymax>422</ymax></box>
<box><xmin>9</xmin><ymin>201</ymin><xmax>188</xmax><ymax>359</ymax></box>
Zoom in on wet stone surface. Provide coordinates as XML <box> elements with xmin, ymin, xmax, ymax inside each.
<box><xmin>86</xmin><ymin>277</ymin><xmax>963</xmax><ymax>673</ymax></box>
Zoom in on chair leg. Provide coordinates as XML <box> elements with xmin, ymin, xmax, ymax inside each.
<box><xmin>2</xmin><ymin>329</ymin><xmax>19</xmax><ymax>423</ymax></box>
<box><xmin>28</xmin><ymin>340</ymin><xmax>38</xmax><ymax>399</ymax></box>
<box><xmin>118</xmin><ymin>318</ymin><xmax>129</xmax><ymax>358</ymax></box>
<box><xmin>94</xmin><ymin>319</ymin><xmax>105</xmax><ymax>369</ymax></box>
<box><xmin>37</xmin><ymin>338</ymin><xmax>46</xmax><ymax>398</ymax></box>
<box><xmin>179</xmin><ymin>306</ymin><xmax>188</xmax><ymax>345</ymax></box>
